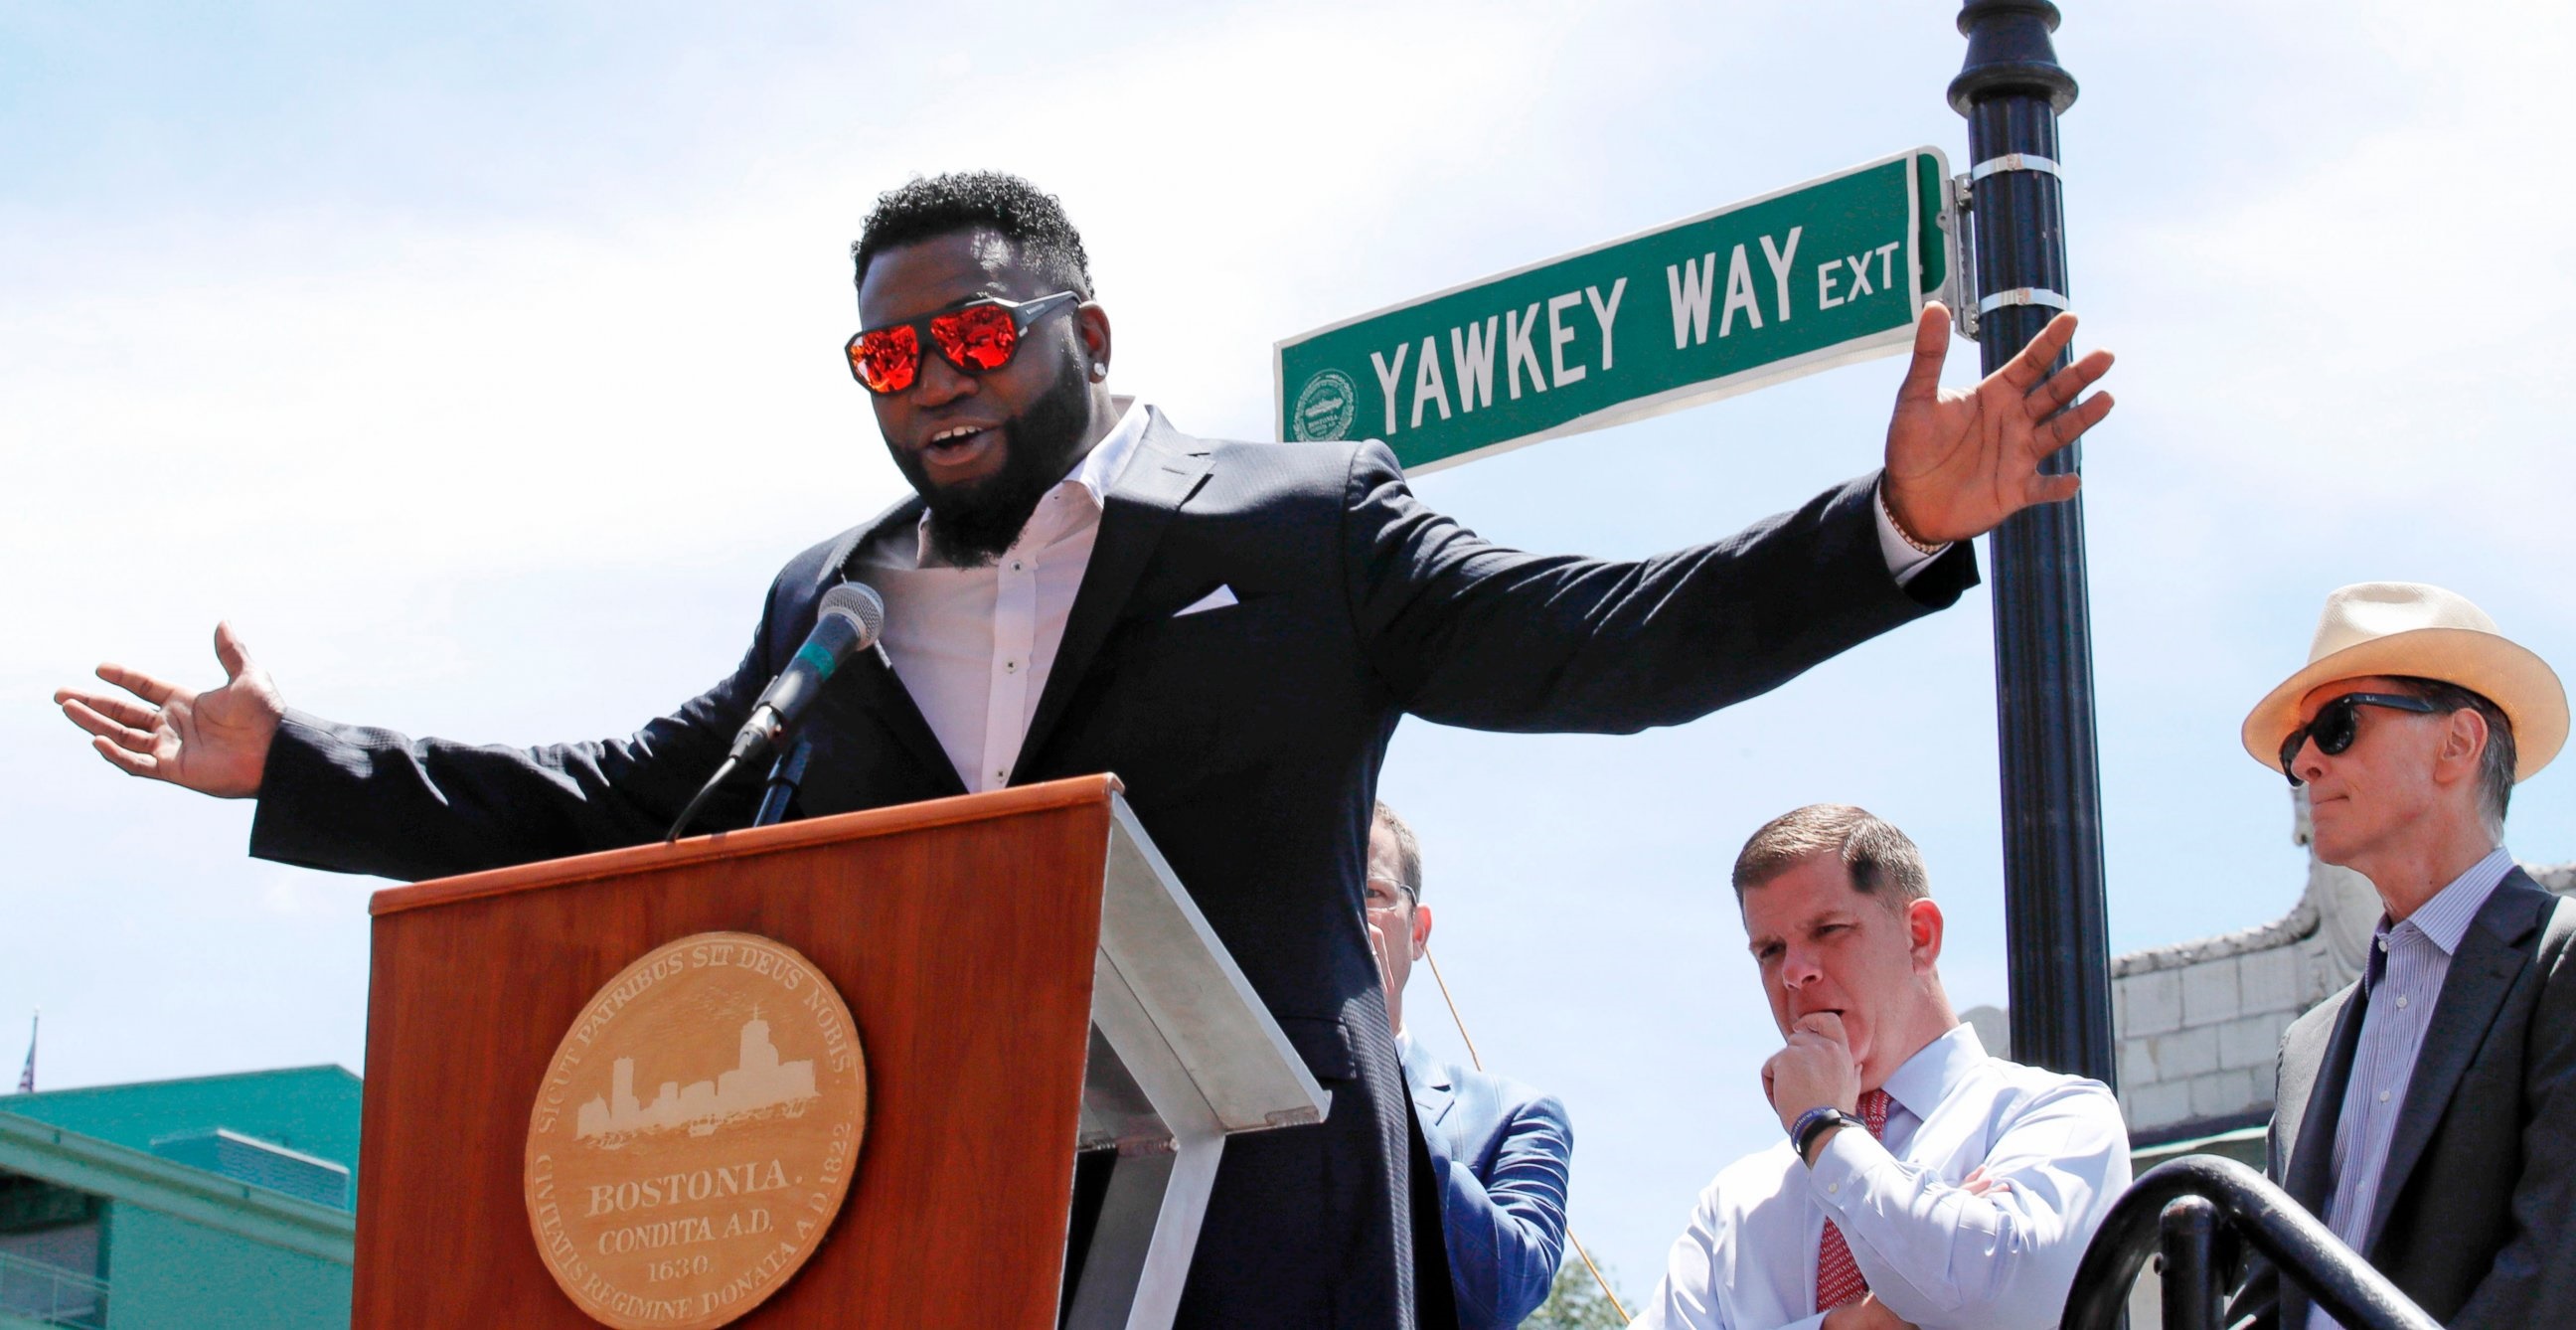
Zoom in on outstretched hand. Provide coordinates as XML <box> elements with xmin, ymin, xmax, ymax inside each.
<box><xmin>54</xmin><ymin>621</ymin><xmax>284</xmax><ymax>798</ymax></box>
<box><xmin>1881</xmin><ymin>303</ymin><xmax>2115</xmax><ymax>545</ymax></box>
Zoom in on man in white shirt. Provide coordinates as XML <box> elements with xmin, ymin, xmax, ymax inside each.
<box><xmin>1642</xmin><ymin>804</ymin><xmax>2130</xmax><ymax>1330</ymax></box>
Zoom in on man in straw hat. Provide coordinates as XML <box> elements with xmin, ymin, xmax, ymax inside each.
<box><xmin>2236</xmin><ymin>582</ymin><xmax>2576</xmax><ymax>1327</ymax></box>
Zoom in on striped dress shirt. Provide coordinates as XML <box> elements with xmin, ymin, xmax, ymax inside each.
<box><xmin>2309</xmin><ymin>845</ymin><xmax>2516</xmax><ymax>1330</ymax></box>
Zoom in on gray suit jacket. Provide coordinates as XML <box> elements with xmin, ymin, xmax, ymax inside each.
<box><xmin>249</xmin><ymin>411</ymin><xmax>1976</xmax><ymax>1328</ymax></box>
<box><xmin>2259</xmin><ymin>868</ymin><xmax>2576</xmax><ymax>1326</ymax></box>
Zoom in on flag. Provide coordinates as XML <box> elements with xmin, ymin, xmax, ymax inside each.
<box><xmin>15</xmin><ymin>1010</ymin><xmax>33</xmax><ymax>1093</ymax></box>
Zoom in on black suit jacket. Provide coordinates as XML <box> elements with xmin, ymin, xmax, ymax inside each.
<box><xmin>250</xmin><ymin>411</ymin><xmax>1976</xmax><ymax>1328</ymax></box>
<box><xmin>2253</xmin><ymin>868</ymin><xmax>2576</xmax><ymax>1327</ymax></box>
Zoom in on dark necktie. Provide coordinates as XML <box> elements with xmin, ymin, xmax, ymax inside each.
<box><xmin>1816</xmin><ymin>1088</ymin><xmax>1894</xmax><ymax>1312</ymax></box>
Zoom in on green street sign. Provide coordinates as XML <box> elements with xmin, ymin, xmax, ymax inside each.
<box><xmin>1275</xmin><ymin>147</ymin><xmax>1959</xmax><ymax>472</ymax></box>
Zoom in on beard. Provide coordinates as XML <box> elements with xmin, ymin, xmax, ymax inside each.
<box><xmin>904</xmin><ymin>349</ymin><xmax>1093</xmax><ymax>569</ymax></box>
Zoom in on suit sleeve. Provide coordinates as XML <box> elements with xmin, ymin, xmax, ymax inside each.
<box><xmin>2450</xmin><ymin>915</ymin><xmax>2576</xmax><ymax>1329</ymax></box>
<box><xmin>1434</xmin><ymin>1092</ymin><xmax>1573</xmax><ymax>1328</ymax></box>
<box><xmin>243</xmin><ymin>582</ymin><xmax>785</xmax><ymax>882</ymax></box>
<box><xmin>1336</xmin><ymin>443</ymin><xmax>1978</xmax><ymax>733</ymax></box>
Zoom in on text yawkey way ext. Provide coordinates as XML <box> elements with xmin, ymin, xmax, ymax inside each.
<box><xmin>1276</xmin><ymin>147</ymin><xmax>1960</xmax><ymax>472</ymax></box>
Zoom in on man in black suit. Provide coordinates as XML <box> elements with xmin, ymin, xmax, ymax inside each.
<box><xmin>57</xmin><ymin>172</ymin><xmax>2114</xmax><ymax>1328</ymax></box>
<box><xmin>2239</xmin><ymin>582</ymin><xmax>2576</xmax><ymax>1328</ymax></box>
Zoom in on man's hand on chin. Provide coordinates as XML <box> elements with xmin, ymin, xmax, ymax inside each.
<box><xmin>1823</xmin><ymin>1292</ymin><xmax>1915</xmax><ymax>1330</ymax></box>
<box><xmin>1762</xmin><ymin>1011</ymin><xmax>1862</xmax><ymax>1136</ymax></box>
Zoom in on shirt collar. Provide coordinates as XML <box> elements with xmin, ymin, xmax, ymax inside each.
<box><xmin>2380</xmin><ymin>845</ymin><xmax>2515</xmax><ymax>959</ymax></box>
<box><xmin>1878</xmin><ymin>1021</ymin><xmax>1987</xmax><ymax>1123</ymax></box>
<box><xmin>910</xmin><ymin>397</ymin><xmax>1150</xmax><ymax>567</ymax></box>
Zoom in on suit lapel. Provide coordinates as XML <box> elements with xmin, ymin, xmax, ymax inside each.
<box><xmin>1400</xmin><ymin>1039</ymin><xmax>1457</xmax><ymax>1126</ymax></box>
<box><xmin>1016</xmin><ymin>411</ymin><xmax>1213</xmax><ymax>770</ymax></box>
<box><xmin>830</xmin><ymin>495</ymin><xmax>967</xmax><ymax>794</ymax></box>
<box><xmin>2283</xmin><ymin>985</ymin><xmax>2367</xmax><ymax>1217</ymax></box>
<box><xmin>2364</xmin><ymin>873</ymin><xmax>2549</xmax><ymax>1248</ymax></box>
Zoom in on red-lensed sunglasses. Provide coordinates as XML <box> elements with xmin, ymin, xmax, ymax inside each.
<box><xmin>844</xmin><ymin>291</ymin><xmax>1080</xmax><ymax>396</ymax></box>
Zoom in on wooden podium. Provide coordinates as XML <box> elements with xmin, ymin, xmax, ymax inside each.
<box><xmin>352</xmin><ymin>774</ymin><xmax>1327</xmax><ymax>1328</ymax></box>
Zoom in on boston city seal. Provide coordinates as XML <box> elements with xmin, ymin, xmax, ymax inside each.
<box><xmin>525</xmin><ymin>932</ymin><xmax>867</xmax><ymax>1329</ymax></box>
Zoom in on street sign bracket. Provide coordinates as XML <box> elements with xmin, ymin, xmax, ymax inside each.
<box><xmin>1948</xmin><ymin>172</ymin><xmax>1981</xmax><ymax>342</ymax></box>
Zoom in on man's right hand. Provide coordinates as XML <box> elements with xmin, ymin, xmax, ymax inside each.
<box><xmin>1763</xmin><ymin>1011</ymin><xmax>1862</xmax><ymax>1135</ymax></box>
<box><xmin>54</xmin><ymin>621</ymin><xmax>283</xmax><ymax>798</ymax></box>
<box><xmin>1365</xmin><ymin>915</ymin><xmax>1396</xmax><ymax>1010</ymax></box>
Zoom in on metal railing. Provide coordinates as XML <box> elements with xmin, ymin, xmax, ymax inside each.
<box><xmin>0</xmin><ymin>1249</ymin><xmax>108</xmax><ymax>1329</ymax></box>
<box><xmin>2059</xmin><ymin>1155</ymin><xmax>2436</xmax><ymax>1330</ymax></box>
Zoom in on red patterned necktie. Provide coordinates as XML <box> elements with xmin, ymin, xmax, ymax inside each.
<box><xmin>1815</xmin><ymin>1088</ymin><xmax>1893</xmax><ymax>1312</ymax></box>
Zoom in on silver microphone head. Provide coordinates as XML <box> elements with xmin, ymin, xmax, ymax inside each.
<box><xmin>818</xmin><ymin>581</ymin><xmax>886</xmax><ymax>648</ymax></box>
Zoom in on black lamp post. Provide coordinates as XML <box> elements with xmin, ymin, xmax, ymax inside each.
<box><xmin>1951</xmin><ymin>0</ymin><xmax>2115</xmax><ymax>1085</ymax></box>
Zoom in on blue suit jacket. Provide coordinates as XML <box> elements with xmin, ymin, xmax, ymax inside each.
<box><xmin>1404</xmin><ymin>1037</ymin><xmax>1573</xmax><ymax>1329</ymax></box>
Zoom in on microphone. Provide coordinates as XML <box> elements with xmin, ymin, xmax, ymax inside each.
<box><xmin>666</xmin><ymin>582</ymin><xmax>886</xmax><ymax>841</ymax></box>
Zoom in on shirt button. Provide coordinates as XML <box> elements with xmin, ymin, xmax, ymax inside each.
<box><xmin>995</xmin><ymin>769</ymin><xmax>1008</xmax><ymax>782</ymax></box>
<box><xmin>1827</xmin><ymin>1182</ymin><xmax>1839</xmax><ymax>1194</ymax></box>
<box><xmin>2395</xmin><ymin>995</ymin><xmax>2408</xmax><ymax>1009</ymax></box>
<box><xmin>1011</xmin><ymin>561</ymin><xmax>1025</xmax><ymax>573</ymax></box>
<box><xmin>1005</xmin><ymin>660</ymin><xmax>1019</xmax><ymax>673</ymax></box>
<box><xmin>2378</xmin><ymin>1090</ymin><xmax>2391</xmax><ymax>1103</ymax></box>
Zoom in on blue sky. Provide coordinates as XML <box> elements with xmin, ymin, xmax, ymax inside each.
<box><xmin>7</xmin><ymin>0</ymin><xmax>2574</xmax><ymax>1298</ymax></box>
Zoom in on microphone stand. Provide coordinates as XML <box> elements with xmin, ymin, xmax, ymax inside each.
<box><xmin>751</xmin><ymin>737</ymin><xmax>813</xmax><ymax>829</ymax></box>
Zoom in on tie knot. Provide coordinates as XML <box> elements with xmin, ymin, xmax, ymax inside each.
<box><xmin>1858</xmin><ymin>1088</ymin><xmax>1892</xmax><ymax>1138</ymax></box>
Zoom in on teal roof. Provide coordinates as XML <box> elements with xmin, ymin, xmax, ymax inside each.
<box><xmin>2</xmin><ymin>1066</ymin><xmax>360</xmax><ymax>1176</ymax></box>
<box><xmin>0</xmin><ymin>1111</ymin><xmax>355</xmax><ymax>1265</ymax></box>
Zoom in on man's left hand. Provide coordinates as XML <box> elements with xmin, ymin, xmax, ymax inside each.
<box><xmin>1822</xmin><ymin>1292</ymin><xmax>1916</xmax><ymax>1330</ymax></box>
<box><xmin>1881</xmin><ymin>303</ymin><xmax>2115</xmax><ymax>545</ymax></box>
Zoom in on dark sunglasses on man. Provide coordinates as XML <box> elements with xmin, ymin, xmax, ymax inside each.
<box><xmin>844</xmin><ymin>291</ymin><xmax>1081</xmax><ymax>396</ymax></box>
<box><xmin>2277</xmin><ymin>692</ymin><xmax>2442</xmax><ymax>784</ymax></box>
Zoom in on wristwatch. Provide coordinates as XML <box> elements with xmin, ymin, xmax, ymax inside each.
<box><xmin>1790</xmin><ymin>1105</ymin><xmax>1862</xmax><ymax>1163</ymax></box>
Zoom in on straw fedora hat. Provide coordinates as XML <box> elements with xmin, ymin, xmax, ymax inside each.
<box><xmin>2241</xmin><ymin>582</ymin><xmax>2567</xmax><ymax>781</ymax></box>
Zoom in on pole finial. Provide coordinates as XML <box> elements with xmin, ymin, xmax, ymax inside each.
<box><xmin>1951</xmin><ymin>0</ymin><xmax>2078</xmax><ymax>115</ymax></box>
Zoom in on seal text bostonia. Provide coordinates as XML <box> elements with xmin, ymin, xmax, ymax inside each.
<box><xmin>586</xmin><ymin>1159</ymin><xmax>792</xmax><ymax>1217</ymax></box>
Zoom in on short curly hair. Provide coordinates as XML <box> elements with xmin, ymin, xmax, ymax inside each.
<box><xmin>850</xmin><ymin>171</ymin><xmax>1095</xmax><ymax>301</ymax></box>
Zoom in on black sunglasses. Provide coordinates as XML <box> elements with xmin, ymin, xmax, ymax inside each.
<box><xmin>2277</xmin><ymin>692</ymin><xmax>2441</xmax><ymax>784</ymax></box>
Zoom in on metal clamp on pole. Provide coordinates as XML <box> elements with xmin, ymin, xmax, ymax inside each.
<box><xmin>1977</xmin><ymin>286</ymin><xmax>2071</xmax><ymax>316</ymax></box>
<box><xmin>1969</xmin><ymin>152</ymin><xmax>2065</xmax><ymax>183</ymax></box>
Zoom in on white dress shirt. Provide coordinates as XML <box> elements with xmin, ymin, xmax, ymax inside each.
<box><xmin>859</xmin><ymin>397</ymin><xmax>1941</xmax><ymax>793</ymax></box>
<box><xmin>856</xmin><ymin>399</ymin><xmax>1149</xmax><ymax>793</ymax></box>
<box><xmin>1639</xmin><ymin>1024</ymin><xmax>2131</xmax><ymax>1330</ymax></box>
<box><xmin>2308</xmin><ymin>846</ymin><xmax>2514</xmax><ymax>1330</ymax></box>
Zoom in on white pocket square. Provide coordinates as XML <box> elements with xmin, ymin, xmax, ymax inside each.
<box><xmin>1175</xmin><ymin>584</ymin><xmax>1239</xmax><ymax>616</ymax></box>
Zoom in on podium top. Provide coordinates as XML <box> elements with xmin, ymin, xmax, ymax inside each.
<box><xmin>368</xmin><ymin>774</ymin><xmax>1127</xmax><ymax>917</ymax></box>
